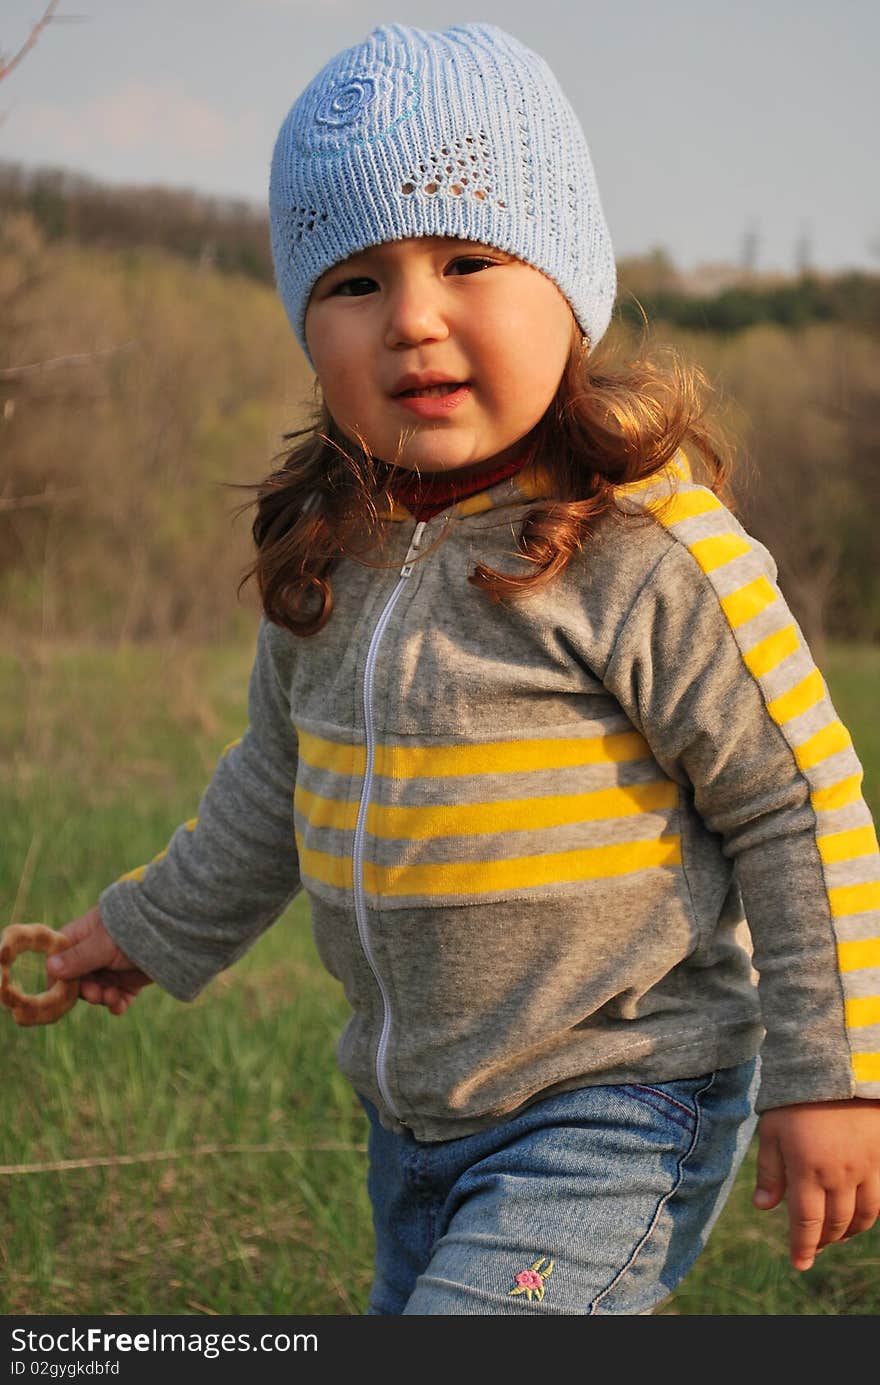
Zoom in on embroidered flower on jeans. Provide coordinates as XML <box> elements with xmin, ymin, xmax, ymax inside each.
<box><xmin>516</xmin><ymin>1270</ymin><xmax>543</xmax><ymax>1290</ymax></box>
<box><xmin>509</xmin><ymin>1256</ymin><xmax>554</xmax><ymax>1303</ymax></box>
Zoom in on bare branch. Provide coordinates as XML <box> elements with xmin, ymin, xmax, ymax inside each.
<box><xmin>0</xmin><ymin>1</ymin><xmax>62</xmax><ymax>84</ymax></box>
<box><xmin>0</xmin><ymin>486</ymin><xmax>81</xmax><ymax>512</ymax></box>
<box><xmin>0</xmin><ymin>341</ymin><xmax>138</xmax><ymax>379</ymax></box>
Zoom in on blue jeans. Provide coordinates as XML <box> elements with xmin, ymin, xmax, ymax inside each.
<box><xmin>361</xmin><ymin>1058</ymin><xmax>759</xmax><ymax>1315</ymax></box>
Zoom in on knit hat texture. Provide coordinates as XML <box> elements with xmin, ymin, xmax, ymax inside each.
<box><xmin>269</xmin><ymin>22</ymin><xmax>616</xmax><ymax>369</ymax></box>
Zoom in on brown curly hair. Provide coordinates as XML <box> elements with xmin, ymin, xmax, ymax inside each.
<box><xmin>238</xmin><ymin>315</ymin><xmax>734</xmax><ymax>637</ymax></box>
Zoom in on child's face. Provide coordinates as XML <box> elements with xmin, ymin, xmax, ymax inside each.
<box><xmin>304</xmin><ymin>236</ymin><xmax>576</xmax><ymax>476</ymax></box>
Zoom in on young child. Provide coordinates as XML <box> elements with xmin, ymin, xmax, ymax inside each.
<box><xmin>49</xmin><ymin>22</ymin><xmax>879</xmax><ymax>1315</ymax></box>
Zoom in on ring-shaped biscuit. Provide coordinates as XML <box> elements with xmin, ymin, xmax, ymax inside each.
<box><xmin>0</xmin><ymin>924</ymin><xmax>78</xmax><ymax>1026</ymax></box>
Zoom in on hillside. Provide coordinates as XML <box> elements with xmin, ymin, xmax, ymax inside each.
<box><xmin>2</xmin><ymin>184</ymin><xmax>878</xmax><ymax>651</ymax></box>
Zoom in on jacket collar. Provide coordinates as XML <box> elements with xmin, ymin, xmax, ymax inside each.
<box><xmin>382</xmin><ymin>449</ymin><xmax>692</xmax><ymax>522</ymax></box>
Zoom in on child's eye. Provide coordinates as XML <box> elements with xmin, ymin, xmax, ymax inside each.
<box><xmin>449</xmin><ymin>256</ymin><xmax>497</xmax><ymax>274</ymax></box>
<box><xmin>330</xmin><ymin>257</ymin><xmax>498</xmax><ymax>297</ymax></box>
<box><xmin>332</xmin><ymin>277</ymin><xmax>376</xmax><ymax>297</ymax></box>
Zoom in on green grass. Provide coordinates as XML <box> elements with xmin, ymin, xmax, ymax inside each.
<box><xmin>1</xmin><ymin>639</ymin><xmax>878</xmax><ymax>1315</ymax></box>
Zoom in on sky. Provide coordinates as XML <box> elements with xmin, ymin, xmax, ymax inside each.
<box><xmin>1</xmin><ymin>0</ymin><xmax>878</xmax><ymax>276</ymax></box>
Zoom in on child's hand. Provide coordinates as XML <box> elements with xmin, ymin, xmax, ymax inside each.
<box><xmin>753</xmin><ymin>1100</ymin><xmax>880</xmax><ymax>1270</ymax></box>
<box><xmin>47</xmin><ymin>906</ymin><xmax>153</xmax><ymax>1016</ymax></box>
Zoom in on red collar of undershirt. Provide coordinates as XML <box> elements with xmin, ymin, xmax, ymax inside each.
<box><xmin>386</xmin><ymin>447</ymin><xmax>534</xmax><ymax>521</ymax></box>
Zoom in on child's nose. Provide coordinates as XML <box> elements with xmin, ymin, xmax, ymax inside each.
<box><xmin>383</xmin><ymin>282</ymin><xmax>450</xmax><ymax>348</ymax></box>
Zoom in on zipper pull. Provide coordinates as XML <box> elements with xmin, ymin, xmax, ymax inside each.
<box><xmin>400</xmin><ymin>520</ymin><xmax>427</xmax><ymax>577</ymax></box>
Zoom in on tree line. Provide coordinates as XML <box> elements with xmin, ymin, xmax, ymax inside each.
<box><xmin>2</xmin><ymin>198</ymin><xmax>878</xmax><ymax>653</ymax></box>
<box><xmin>3</xmin><ymin>160</ymin><xmax>879</xmax><ymax>337</ymax></box>
<box><xmin>618</xmin><ymin>274</ymin><xmax>880</xmax><ymax>336</ymax></box>
<box><xmin>0</xmin><ymin>160</ymin><xmax>274</xmax><ymax>281</ymax></box>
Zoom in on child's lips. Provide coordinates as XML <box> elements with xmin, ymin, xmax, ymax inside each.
<box><xmin>392</xmin><ymin>384</ymin><xmax>471</xmax><ymax>417</ymax></box>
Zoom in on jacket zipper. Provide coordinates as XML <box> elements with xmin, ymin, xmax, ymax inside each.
<box><xmin>353</xmin><ymin>519</ymin><xmax>427</xmax><ymax>1122</ymax></box>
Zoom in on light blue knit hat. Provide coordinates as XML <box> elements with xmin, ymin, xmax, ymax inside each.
<box><xmin>269</xmin><ymin>22</ymin><xmax>616</xmax><ymax>370</ymax></box>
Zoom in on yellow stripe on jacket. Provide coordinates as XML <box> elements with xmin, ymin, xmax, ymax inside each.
<box><xmin>632</xmin><ymin>464</ymin><xmax>880</xmax><ymax>1096</ymax></box>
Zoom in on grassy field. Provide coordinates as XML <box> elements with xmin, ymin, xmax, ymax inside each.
<box><xmin>1</xmin><ymin>637</ymin><xmax>878</xmax><ymax>1316</ymax></box>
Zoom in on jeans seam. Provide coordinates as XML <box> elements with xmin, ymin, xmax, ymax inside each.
<box><xmin>586</xmin><ymin>1069</ymin><xmax>718</xmax><ymax>1315</ymax></box>
<box><xmin>626</xmin><ymin>1083</ymin><xmax>698</xmax><ymax>1123</ymax></box>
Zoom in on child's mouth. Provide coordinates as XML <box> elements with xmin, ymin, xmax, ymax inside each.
<box><xmin>397</xmin><ymin>382</ymin><xmax>468</xmax><ymax>397</ymax></box>
<box><xmin>393</xmin><ymin>384</ymin><xmax>471</xmax><ymax>415</ymax></box>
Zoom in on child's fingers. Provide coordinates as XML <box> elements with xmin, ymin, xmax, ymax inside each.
<box><xmin>815</xmin><ymin>1189</ymin><xmax>857</xmax><ymax>1249</ymax></box>
<box><xmin>57</xmin><ymin>908</ymin><xmax>103</xmax><ymax>947</ymax></box>
<box><xmin>841</xmin><ymin>1176</ymin><xmax>880</xmax><ymax>1241</ymax></box>
<box><xmin>752</xmin><ymin>1132</ymin><xmax>787</xmax><ymax>1210</ymax></box>
<box><xmin>787</xmin><ymin>1185</ymin><xmax>826</xmax><ymax>1270</ymax></box>
<box><xmin>79</xmin><ymin>985</ymin><xmax>132</xmax><ymax>1014</ymax></box>
<box><xmin>49</xmin><ymin>912</ymin><xmax>133</xmax><ymax>981</ymax></box>
<box><xmin>78</xmin><ymin>977</ymin><xmax>116</xmax><ymax>1007</ymax></box>
<box><xmin>49</xmin><ymin>924</ymin><xmax>111</xmax><ymax>979</ymax></box>
<box><xmin>78</xmin><ymin>970</ymin><xmax>147</xmax><ymax>1011</ymax></box>
<box><xmin>101</xmin><ymin>986</ymin><xmax>125</xmax><ymax>1014</ymax></box>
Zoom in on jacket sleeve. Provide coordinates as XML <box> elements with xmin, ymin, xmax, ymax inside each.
<box><xmin>602</xmin><ymin>501</ymin><xmax>880</xmax><ymax>1112</ymax></box>
<box><xmin>98</xmin><ymin>617</ymin><xmax>302</xmax><ymax>1001</ymax></box>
